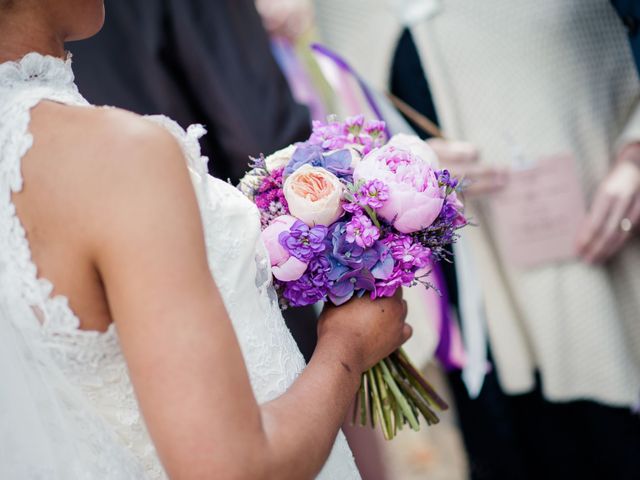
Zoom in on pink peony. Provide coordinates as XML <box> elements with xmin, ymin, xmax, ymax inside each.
<box><xmin>386</xmin><ymin>133</ymin><xmax>437</xmax><ymax>165</ymax></box>
<box><xmin>354</xmin><ymin>145</ymin><xmax>445</xmax><ymax>234</ymax></box>
<box><xmin>261</xmin><ymin>215</ymin><xmax>308</xmax><ymax>281</ymax></box>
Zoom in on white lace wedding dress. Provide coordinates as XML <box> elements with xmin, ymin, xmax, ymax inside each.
<box><xmin>0</xmin><ymin>52</ymin><xmax>360</xmax><ymax>479</ymax></box>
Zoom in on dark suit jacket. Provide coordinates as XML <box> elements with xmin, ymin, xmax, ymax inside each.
<box><xmin>611</xmin><ymin>0</ymin><xmax>640</xmax><ymax>74</ymax></box>
<box><xmin>68</xmin><ymin>0</ymin><xmax>311</xmax><ymax>184</ymax></box>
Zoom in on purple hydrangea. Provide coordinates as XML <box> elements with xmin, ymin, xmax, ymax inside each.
<box><xmin>345</xmin><ymin>215</ymin><xmax>380</xmax><ymax>248</ymax></box>
<box><xmin>329</xmin><ymin>268</ymin><xmax>375</xmax><ymax>306</ymax></box>
<box><xmin>325</xmin><ymin>222</ymin><xmax>395</xmax><ymax>304</ymax></box>
<box><xmin>279</xmin><ymin>220</ymin><xmax>328</xmax><ymax>262</ymax></box>
<box><xmin>284</xmin><ymin>144</ymin><xmax>353</xmax><ymax>179</ymax></box>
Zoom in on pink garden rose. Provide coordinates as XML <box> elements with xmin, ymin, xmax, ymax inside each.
<box><xmin>283</xmin><ymin>164</ymin><xmax>344</xmax><ymax>226</ymax></box>
<box><xmin>354</xmin><ymin>144</ymin><xmax>445</xmax><ymax>234</ymax></box>
<box><xmin>261</xmin><ymin>215</ymin><xmax>308</xmax><ymax>281</ymax></box>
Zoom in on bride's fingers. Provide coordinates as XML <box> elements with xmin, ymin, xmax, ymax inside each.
<box><xmin>392</xmin><ymin>287</ymin><xmax>404</xmax><ymax>301</ymax></box>
<box><xmin>401</xmin><ymin>299</ymin><xmax>408</xmax><ymax>321</ymax></box>
<box><xmin>401</xmin><ymin>323</ymin><xmax>413</xmax><ymax>343</ymax></box>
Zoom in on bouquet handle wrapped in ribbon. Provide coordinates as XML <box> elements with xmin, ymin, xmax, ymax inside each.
<box><xmin>239</xmin><ymin>115</ymin><xmax>467</xmax><ymax>439</ymax></box>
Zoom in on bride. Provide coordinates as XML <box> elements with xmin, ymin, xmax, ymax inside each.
<box><xmin>0</xmin><ymin>1</ymin><xmax>412</xmax><ymax>479</ymax></box>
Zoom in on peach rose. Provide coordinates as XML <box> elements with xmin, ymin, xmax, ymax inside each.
<box><xmin>283</xmin><ymin>164</ymin><xmax>344</xmax><ymax>226</ymax></box>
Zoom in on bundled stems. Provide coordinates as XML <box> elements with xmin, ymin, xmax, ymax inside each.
<box><xmin>353</xmin><ymin>349</ymin><xmax>449</xmax><ymax>440</ymax></box>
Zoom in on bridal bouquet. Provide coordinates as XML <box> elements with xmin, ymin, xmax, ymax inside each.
<box><xmin>239</xmin><ymin>115</ymin><xmax>466</xmax><ymax>439</ymax></box>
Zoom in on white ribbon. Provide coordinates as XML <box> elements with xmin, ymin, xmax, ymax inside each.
<box><xmin>386</xmin><ymin>0</ymin><xmax>442</xmax><ymax>26</ymax></box>
<box><xmin>454</xmin><ymin>237</ymin><xmax>488</xmax><ymax>398</ymax></box>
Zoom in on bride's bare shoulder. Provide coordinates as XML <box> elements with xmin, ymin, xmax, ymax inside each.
<box><xmin>28</xmin><ymin>101</ymin><xmax>183</xmax><ymax>167</ymax></box>
<box><xmin>21</xmin><ymin>101</ymin><xmax>199</xmax><ymax>251</ymax></box>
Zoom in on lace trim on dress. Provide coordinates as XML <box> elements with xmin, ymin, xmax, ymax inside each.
<box><xmin>0</xmin><ymin>53</ymin><xmax>114</xmax><ymax>354</ymax></box>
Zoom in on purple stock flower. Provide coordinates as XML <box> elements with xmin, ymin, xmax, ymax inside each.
<box><xmin>345</xmin><ymin>114</ymin><xmax>366</xmax><ymax>134</ymax></box>
<box><xmin>365</xmin><ymin>120</ymin><xmax>386</xmax><ymax>136</ymax></box>
<box><xmin>374</xmin><ymin>268</ymin><xmax>415</xmax><ymax>298</ymax></box>
<box><xmin>356</xmin><ymin>179</ymin><xmax>389</xmax><ymax>209</ymax></box>
<box><xmin>342</xmin><ymin>202</ymin><xmax>363</xmax><ymax>215</ymax></box>
<box><xmin>281</xmin><ymin>255</ymin><xmax>333</xmax><ymax>307</ymax></box>
<box><xmin>384</xmin><ymin>234</ymin><xmax>432</xmax><ymax>270</ymax></box>
<box><xmin>437</xmin><ymin>169</ymin><xmax>459</xmax><ymax>190</ymax></box>
<box><xmin>308</xmin><ymin>116</ymin><xmax>387</xmax><ymax>156</ymax></box>
<box><xmin>345</xmin><ymin>215</ymin><xmax>380</xmax><ymax>248</ymax></box>
<box><xmin>279</xmin><ymin>220</ymin><xmax>328</xmax><ymax>262</ymax></box>
<box><xmin>282</xmin><ymin>276</ymin><xmax>325</xmax><ymax>307</ymax></box>
<box><xmin>309</xmin><ymin>120</ymin><xmax>348</xmax><ymax>150</ymax></box>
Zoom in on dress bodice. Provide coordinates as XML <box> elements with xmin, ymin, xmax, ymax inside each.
<box><xmin>0</xmin><ymin>53</ymin><xmax>359</xmax><ymax>479</ymax></box>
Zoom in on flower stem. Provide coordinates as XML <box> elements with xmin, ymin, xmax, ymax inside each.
<box><xmin>374</xmin><ymin>364</ymin><xmax>394</xmax><ymax>440</ymax></box>
<box><xmin>362</xmin><ymin>204</ymin><xmax>381</xmax><ymax>228</ymax></box>
<box><xmin>395</xmin><ymin>349</ymin><xmax>449</xmax><ymax>411</ymax></box>
<box><xmin>359</xmin><ymin>373</ymin><xmax>368</xmax><ymax>426</ymax></box>
<box><xmin>367</xmin><ymin>368</ymin><xmax>383</xmax><ymax>429</ymax></box>
<box><xmin>386</xmin><ymin>358</ymin><xmax>440</xmax><ymax>426</ymax></box>
<box><xmin>392</xmin><ymin>394</ymin><xmax>403</xmax><ymax>436</ymax></box>
<box><xmin>379</xmin><ymin>361</ymin><xmax>420</xmax><ymax>431</ymax></box>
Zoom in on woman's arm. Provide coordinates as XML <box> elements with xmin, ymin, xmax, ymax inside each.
<box><xmin>80</xmin><ymin>109</ymin><xmax>408</xmax><ymax>479</ymax></box>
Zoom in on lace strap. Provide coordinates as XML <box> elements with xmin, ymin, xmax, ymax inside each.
<box><xmin>0</xmin><ymin>87</ymin><xmax>88</xmax><ymax>333</ymax></box>
<box><xmin>0</xmin><ymin>88</ymin><xmax>87</xmax><ymax>195</ymax></box>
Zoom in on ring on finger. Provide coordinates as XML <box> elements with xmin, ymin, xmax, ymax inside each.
<box><xmin>620</xmin><ymin>218</ymin><xmax>633</xmax><ymax>233</ymax></box>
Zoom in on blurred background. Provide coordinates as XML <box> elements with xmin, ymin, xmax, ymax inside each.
<box><xmin>68</xmin><ymin>1</ymin><xmax>640</xmax><ymax>478</ymax></box>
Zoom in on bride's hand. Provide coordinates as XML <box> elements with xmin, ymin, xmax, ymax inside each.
<box><xmin>317</xmin><ymin>290</ymin><xmax>411</xmax><ymax>372</ymax></box>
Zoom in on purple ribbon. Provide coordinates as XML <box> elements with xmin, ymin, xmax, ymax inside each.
<box><xmin>310</xmin><ymin>43</ymin><xmax>391</xmax><ymax>138</ymax></box>
<box><xmin>432</xmin><ymin>261</ymin><xmax>459</xmax><ymax>371</ymax></box>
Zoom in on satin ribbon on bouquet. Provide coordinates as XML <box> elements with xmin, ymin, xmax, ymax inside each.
<box><xmin>270</xmin><ymin>36</ymin><xmax>328</xmax><ymax>122</ymax></box>
<box><xmin>309</xmin><ymin>42</ymin><xmax>468</xmax><ymax>374</ymax></box>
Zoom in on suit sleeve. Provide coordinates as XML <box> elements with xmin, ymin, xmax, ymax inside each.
<box><xmin>165</xmin><ymin>0</ymin><xmax>311</xmax><ymax>182</ymax></box>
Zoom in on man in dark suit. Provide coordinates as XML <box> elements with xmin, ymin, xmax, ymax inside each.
<box><xmin>69</xmin><ymin>0</ymin><xmax>311</xmax><ymax>185</ymax></box>
<box><xmin>612</xmin><ymin>0</ymin><xmax>640</xmax><ymax>74</ymax></box>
